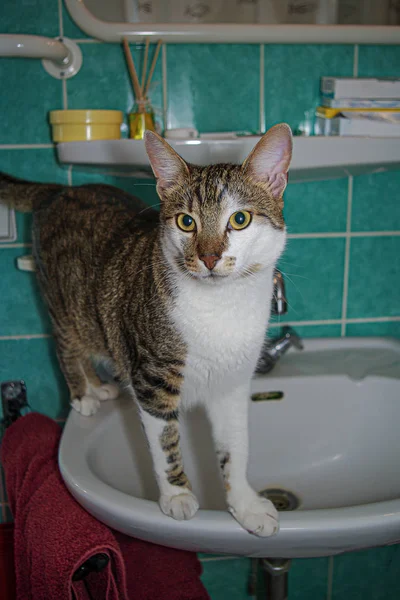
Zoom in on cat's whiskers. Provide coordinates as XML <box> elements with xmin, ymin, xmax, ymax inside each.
<box><xmin>278</xmin><ymin>272</ymin><xmax>312</xmax><ymax>281</ymax></box>
<box><xmin>136</xmin><ymin>201</ymin><xmax>161</xmax><ymax>215</ymax></box>
<box><xmin>240</xmin><ymin>265</ymin><xmax>259</xmax><ymax>279</ymax></box>
<box><xmin>277</xmin><ymin>269</ymin><xmax>308</xmax><ymax>308</ymax></box>
<box><xmin>277</xmin><ymin>259</ymin><xmax>304</xmax><ymax>269</ymax></box>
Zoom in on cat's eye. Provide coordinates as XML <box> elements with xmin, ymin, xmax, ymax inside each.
<box><xmin>176</xmin><ymin>213</ymin><xmax>196</xmax><ymax>232</ymax></box>
<box><xmin>228</xmin><ymin>211</ymin><xmax>252</xmax><ymax>230</ymax></box>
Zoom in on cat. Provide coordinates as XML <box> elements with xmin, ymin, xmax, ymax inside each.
<box><xmin>0</xmin><ymin>123</ymin><xmax>292</xmax><ymax>537</ymax></box>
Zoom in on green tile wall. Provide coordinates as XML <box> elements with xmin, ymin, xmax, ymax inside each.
<box><xmin>201</xmin><ymin>558</ymin><xmax>252</xmax><ymax>600</ymax></box>
<box><xmin>278</xmin><ymin>237</ymin><xmax>346</xmax><ymax>321</ymax></box>
<box><xmin>284</xmin><ymin>178</ymin><xmax>348</xmax><ymax>234</ymax></box>
<box><xmin>0</xmin><ymin>248</ymin><xmax>51</xmax><ymax>335</ymax></box>
<box><xmin>332</xmin><ymin>546</ymin><xmax>400</xmax><ymax>600</ymax></box>
<box><xmin>68</xmin><ymin>43</ymin><xmax>164</xmax><ymax>133</ymax></box>
<box><xmin>0</xmin><ymin>0</ymin><xmax>399</xmax><ymax>597</ymax></box>
<box><xmin>263</xmin><ymin>44</ymin><xmax>354</xmax><ymax>133</ymax></box>
<box><xmin>70</xmin><ymin>171</ymin><xmax>160</xmax><ymax>206</ymax></box>
<box><xmin>167</xmin><ymin>44</ymin><xmax>260</xmax><ymax>133</ymax></box>
<box><xmin>0</xmin><ymin>338</ymin><xmax>69</xmax><ymax>419</ymax></box>
<box><xmin>347</xmin><ymin>236</ymin><xmax>400</xmax><ymax>319</ymax></box>
<box><xmin>0</xmin><ymin>58</ymin><xmax>62</xmax><ymax>144</ymax></box>
<box><xmin>351</xmin><ymin>171</ymin><xmax>400</xmax><ymax>232</ymax></box>
<box><xmin>2</xmin><ymin>0</ymin><xmax>59</xmax><ymax>36</ymax></box>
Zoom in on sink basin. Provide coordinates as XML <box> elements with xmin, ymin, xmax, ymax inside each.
<box><xmin>59</xmin><ymin>337</ymin><xmax>400</xmax><ymax>558</ymax></box>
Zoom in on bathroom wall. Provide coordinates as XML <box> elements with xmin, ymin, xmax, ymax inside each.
<box><xmin>0</xmin><ymin>1</ymin><xmax>399</xmax><ymax>598</ymax></box>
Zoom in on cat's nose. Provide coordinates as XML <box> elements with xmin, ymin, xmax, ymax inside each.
<box><xmin>199</xmin><ymin>254</ymin><xmax>220</xmax><ymax>271</ymax></box>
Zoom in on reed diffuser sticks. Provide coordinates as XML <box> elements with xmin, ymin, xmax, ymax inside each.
<box><xmin>141</xmin><ymin>38</ymin><xmax>150</xmax><ymax>95</ymax></box>
<box><xmin>122</xmin><ymin>37</ymin><xmax>162</xmax><ymax>109</ymax></box>
<box><xmin>122</xmin><ymin>38</ymin><xmax>142</xmax><ymax>100</ymax></box>
<box><xmin>122</xmin><ymin>37</ymin><xmax>162</xmax><ymax>139</ymax></box>
<box><xmin>144</xmin><ymin>40</ymin><xmax>162</xmax><ymax>99</ymax></box>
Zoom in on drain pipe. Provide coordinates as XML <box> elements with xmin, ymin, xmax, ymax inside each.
<box><xmin>261</xmin><ymin>558</ymin><xmax>291</xmax><ymax>600</ymax></box>
<box><xmin>0</xmin><ymin>34</ymin><xmax>82</xmax><ymax>79</ymax></box>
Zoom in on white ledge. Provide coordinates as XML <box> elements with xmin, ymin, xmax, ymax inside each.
<box><xmin>64</xmin><ymin>0</ymin><xmax>400</xmax><ymax>44</ymax></box>
<box><xmin>57</xmin><ymin>136</ymin><xmax>400</xmax><ymax>182</ymax></box>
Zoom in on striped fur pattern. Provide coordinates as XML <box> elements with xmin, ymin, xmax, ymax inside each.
<box><xmin>0</xmin><ymin>123</ymin><xmax>292</xmax><ymax>536</ymax></box>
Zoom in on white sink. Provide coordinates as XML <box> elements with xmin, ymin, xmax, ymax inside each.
<box><xmin>59</xmin><ymin>337</ymin><xmax>400</xmax><ymax>558</ymax></box>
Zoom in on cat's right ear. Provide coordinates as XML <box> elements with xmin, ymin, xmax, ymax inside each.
<box><xmin>242</xmin><ymin>123</ymin><xmax>292</xmax><ymax>199</ymax></box>
<box><xmin>144</xmin><ymin>131</ymin><xmax>189</xmax><ymax>194</ymax></box>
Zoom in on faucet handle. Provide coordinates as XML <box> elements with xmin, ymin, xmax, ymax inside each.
<box><xmin>271</xmin><ymin>269</ymin><xmax>287</xmax><ymax>316</ymax></box>
<box><xmin>282</xmin><ymin>326</ymin><xmax>304</xmax><ymax>351</ymax></box>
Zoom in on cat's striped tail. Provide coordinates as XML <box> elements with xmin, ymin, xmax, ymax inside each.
<box><xmin>0</xmin><ymin>172</ymin><xmax>62</xmax><ymax>212</ymax></box>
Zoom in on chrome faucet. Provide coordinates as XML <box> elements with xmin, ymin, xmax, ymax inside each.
<box><xmin>256</xmin><ymin>270</ymin><xmax>304</xmax><ymax>374</ymax></box>
<box><xmin>271</xmin><ymin>269</ymin><xmax>287</xmax><ymax>316</ymax></box>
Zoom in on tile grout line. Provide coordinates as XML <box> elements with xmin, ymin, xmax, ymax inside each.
<box><xmin>269</xmin><ymin>315</ymin><xmax>400</xmax><ymax>328</ymax></box>
<box><xmin>346</xmin><ymin>316</ymin><xmax>400</xmax><ymax>323</ymax></box>
<box><xmin>353</xmin><ymin>44</ymin><xmax>359</xmax><ymax>78</ymax></box>
<box><xmin>199</xmin><ymin>555</ymin><xmax>238</xmax><ymax>562</ymax></box>
<box><xmin>341</xmin><ymin>175</ymin><xmax>353</xmax><ymax>336</ymax></box>
<box><xmin>2</xmin><ymin>230</ymin><xmax>396</xmax><ymax>243</ymax></box>
<box><xmin>0</xmin><ymin>144</ymin><xmax>54</xmax><ymax>150</ymax></box>
<box><xmin>1</xmin><ymin>316</ymin><xmax>400</xmax><ymax>340</ymax></box>
<box><xmin>349</xmin><ymin>231</ymin><xmax>400</xmax><ymax>237</ymax></box>
<box><xmin>0</xmin><ymin>334</ymin><xmax>52</xmax><ymax>341</ymax></box>
<box><xmin>75</xmin><ymin>39</ymin><xmax>103</xmax><ymax>44</ymax></box>
<box><xmin>287</xmin><ymin>232</ymin><xmax>345</xmax><ymax>239</ymax></box>
<box><xmin>58</xmin><ymin>0</ymin><xmax>68</xmax><ymax>109</ymax></box>
<box><xmin>327</xmin><ymin>556</ymin><xmax>334</xmax><ymax>600</ymax></box>
<box><xmin>269</xmin><ymin>320</ymin><xmax>342</xmax><ymax>328</ymax></box>
<box><xmin>62</xmin><ymin>80</ymin><xmax>68</xmax><ymax>110</ymax></box>
<box><xmin>287</xmin><ymin>231</ymin><xmax>400</xmax><ymax>239</ymax></box>
<box><xmin>0</xmin><ymin>243</ymin><xmax>32</xmax><ymax>249</ymax></box>
<box><xmin>348</xmin><ymin>36</ymin><xmax>357</xmax><ymax>358</ymax></box>
<box><xmin>58</xmin><ymin>0</ymin><xmax>64</xmax><ymax>38</ymax></box>
<box><xmin>259</xmin><ymin>44</ymin><xmax>265</xmax><ymax>134</ymax></box>
<box><xmin>162</xmin><ymin>43</ymin><xmax>168</xmax><ymax>132</ymax></box>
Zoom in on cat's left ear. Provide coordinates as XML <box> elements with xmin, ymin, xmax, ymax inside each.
<box><xmin>242</xmin><ymin>123</ymin><xmax>293</xmax><ymax>199</ymax></box>
<box><xmin>144</xmin><ymin>130</ymin><xmax>189</xmax><ymax>194</ymax></box>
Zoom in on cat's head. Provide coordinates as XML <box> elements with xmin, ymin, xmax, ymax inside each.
<box><xmin>145</xmin><ymin>124</ymin><xmax>292</xmax><ymax>283</ymax></box>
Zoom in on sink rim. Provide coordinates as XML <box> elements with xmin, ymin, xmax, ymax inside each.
<box><xmin>59</xmin><ymin>336</ymin><xmax>400</xmax><ymax>558</ymax></box>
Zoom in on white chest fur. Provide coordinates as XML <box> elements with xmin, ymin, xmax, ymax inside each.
<box><xmin>171</xmin><ymin>268</ymin><xmax>274</xmax><ymax>404</ymax></box>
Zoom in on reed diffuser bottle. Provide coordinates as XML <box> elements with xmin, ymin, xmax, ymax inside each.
<box><xmin>122</xmin><ymin>38</ymin><xmax>162</xmax><ymax>139</ymax></box>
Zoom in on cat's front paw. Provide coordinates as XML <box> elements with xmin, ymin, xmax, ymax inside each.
<box><xmin>159</xmin><ymin>490</ymin><xmax>199</xmax><ymax>521</ymax></box>
<box><xmin>229</xmin><ymin>495</ymin><xmax>279</xmax><ymax>537</ymax></box>
<box><xmin>71</xmin><ymin>395</ymin><xmax>100</xmax><ymax>416</ymax></box>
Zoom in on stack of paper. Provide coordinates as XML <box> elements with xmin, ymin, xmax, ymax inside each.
<box><xmin>316</xmin><ymin>78</ymin><xmax>400</xmax><ymax>137</ymax></box>
<box><xmin>0</xmin><ymin>204</ymin><xmax>17</xmax><ymax>243</ymax></box>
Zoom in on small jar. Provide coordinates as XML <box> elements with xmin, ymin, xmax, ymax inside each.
<box><xmin>128</xmin><ymin>100</ymin><xmax>156</xmax><ymax>139</ymax></box>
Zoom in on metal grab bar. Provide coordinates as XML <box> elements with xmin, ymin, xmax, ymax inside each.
<box><xmin>0</xmin><ymin>34</ymin><xmax>82</xmax><ymax>79</ymax></box>
<box><xmin>0</xmin><ymin>34</ymin><xmax>69</xmax><ymax>63</ymax></box>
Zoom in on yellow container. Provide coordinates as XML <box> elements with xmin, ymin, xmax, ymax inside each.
<box><xmin>49</xmin><ymin>110</ymin><xmax>123</xmax><ymax>142</ymax></box>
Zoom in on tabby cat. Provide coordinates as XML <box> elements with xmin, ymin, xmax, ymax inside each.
<box><xmin>0</xmin><ymin>123</ymin><xmax>292</xmax><ymax>537</ymax></box>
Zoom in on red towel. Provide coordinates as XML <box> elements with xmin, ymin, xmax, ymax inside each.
<box><xmin>1</xmin><ymin>413</ymin><xmax>210</xmax><ymax>600</ymax></box>
<box><xmin>0</xmin><ymin>523</ymin><xmax>16</xmax><ymax>600</ymax></box>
